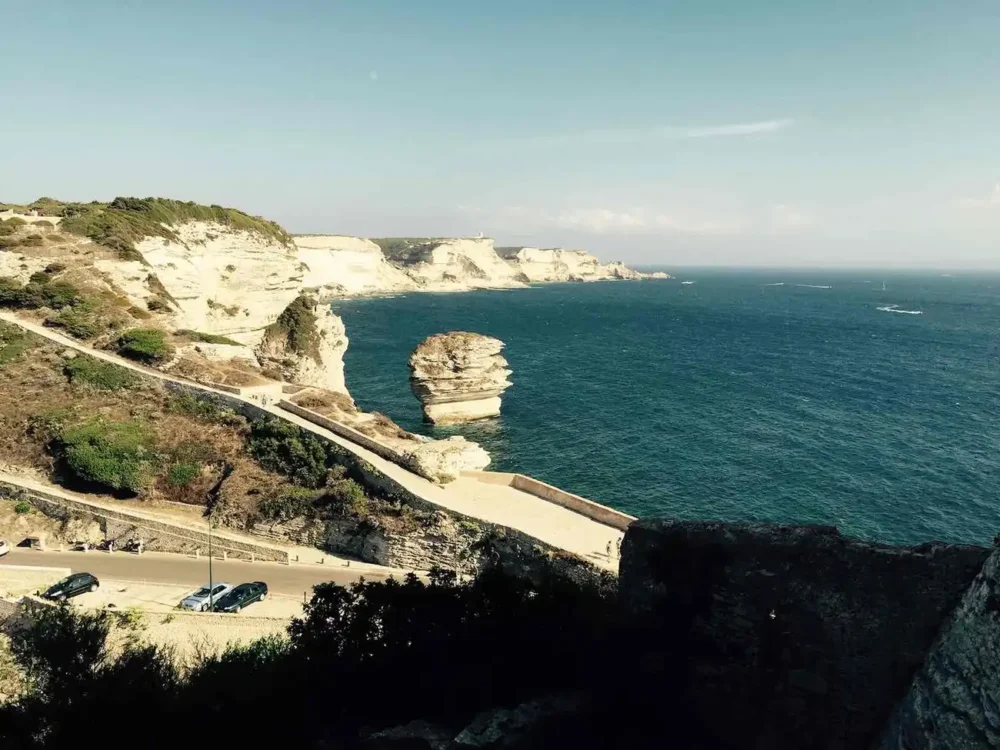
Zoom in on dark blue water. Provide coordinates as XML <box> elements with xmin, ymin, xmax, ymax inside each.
<box><xmin>332</xmin><ymin>270</ymin><xmax>1000</xmax><ymax>546</ymax></box>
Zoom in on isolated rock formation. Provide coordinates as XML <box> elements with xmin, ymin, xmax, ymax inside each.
<box><xmin>402</xmin><ymin>436</ymin><xmax>491</xmax><ymax>483</ymax></box>
<box><xmin>409</xmin><ymin>333</ymin><xmax>512</xmax><ymax>424</ymax></box>
<box><xmin>256</xmin><ymin>295</ymin><xmax>349</xmax><ymax>394</ymax></box>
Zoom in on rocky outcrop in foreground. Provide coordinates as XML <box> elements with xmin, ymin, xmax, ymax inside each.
<box><xmin>402</xmin><ymin>436</ymin><xmax>491</xmax><ymax>483</ymax></box>
<box><xmin>255</xmin><ymin>295</ymin><xmax>349</xmax><ymax>394</ymax></box>
<box><xmin>619</xmin><ymin>520</ymin><xmax>990</xmax><ymax>750</ymax></box>
<box><xmin>409</xmin><ymin>333</ymin><xmax>512</xmax><ymax>424</ymax></box>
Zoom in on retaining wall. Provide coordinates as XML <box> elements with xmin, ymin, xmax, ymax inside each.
<box><xmin>279</xmin><ymin>400</ymin><xmax>406</xmax><ymax>464</ymax></box>
<box><xmin>0</xmin><ymin>480</ymin><xmax>289</xmax><ymax>563</ymax></box>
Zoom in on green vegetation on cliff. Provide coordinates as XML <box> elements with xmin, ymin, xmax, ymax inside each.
<box><xmin>54</xmin><ymin>418</ymin><xmax>156</xmax><ymax>494</ymax></box>
<box><xmin>2</xmin><ymin>196</ymin><xmax>290</xmax><ymax>261</ymax></box>
<box><xmin>116</xmin><ymin>328</ymin><xmax>173</xmax><ymax>364</ymax></box>
<box><xmin>261</xmin><ymin>294</ymin><xmax>321</xmax><ymax>362</ymax></box>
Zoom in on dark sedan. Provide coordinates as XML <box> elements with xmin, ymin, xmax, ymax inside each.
<box><xmin>212</xmin><ymin>581</ymin><xmax>268</xmax><ymax>613</ymax></box>
<box><xmin>41</xmin><ymin>573</ymin><xmax>99</xmax><ymax>601</ymax></box>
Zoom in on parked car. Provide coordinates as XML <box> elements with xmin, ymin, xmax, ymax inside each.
<box><xmin>0</xmin><ymin>539</ymin><xmax>9</xmax><ymax>557</ymax></box>
<box><xmin>212</xmin><ymin>581</ymin><xmax>268</xmax><ymax>613</ymax></box>
<box><xmin>41</xmin><ymin>573</ymin><xmax>99</xmax><ymax>601</ymax></box>
<box><xmin>180</xmin><ymin>582</ymin><xmax>233</xmax><ymax>612</ymax></box>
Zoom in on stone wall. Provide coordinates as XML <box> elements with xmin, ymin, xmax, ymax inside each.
<box><xmin>0</xmin><ymin>480</ymin><xmax>289</xmax><ymax>563</ymax></box>
<box><xmin>876</xmin><ymin>544</ymin><xmax>1000</xmax><ymax>750</ymax></box>
<box><xmin>619</xmin><ymin>519</ymin><xmax>989</xmax><ymax>750</ymax></box>
<box><xmin>278</xmin><ymin>400</ymin><xmax>405</xmax><ymax>464</ymax></box>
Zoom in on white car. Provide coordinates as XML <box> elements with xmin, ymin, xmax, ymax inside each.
<box><xmin>179</xmin><ymin>582</ymin><xmax>233</xmax><ymax>612</ymax></box>
<box><xmin>0</xmin><ymin>540</ymin><xmax>9</xmax><ymax>557</ymax></box>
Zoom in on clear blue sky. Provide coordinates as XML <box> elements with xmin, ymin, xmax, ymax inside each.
<box><xmin>2</xmin><ymin>1</ymin><xmax>998</xmax><ymax>267</ymax></box>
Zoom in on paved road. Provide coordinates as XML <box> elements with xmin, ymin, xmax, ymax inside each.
<box><xmin>0</xmin><ymin>549</ymin><xmax>393</xmax><ymax>597</ymax></box>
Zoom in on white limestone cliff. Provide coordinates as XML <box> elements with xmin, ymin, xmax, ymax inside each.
<box><xmin>402</xmin><ymin>436</ymin><xmax>492</xmax><ymax>483</ymax></box>
<box><xmin>409</xmin><ymin>332</ymin><xmax>513</xmax><ymax>424</ymax></box>
<box><xmin>499</xmin><ymin>247</ymin><xmax>671</xmax><ymax>283</ymax></box>
<box><xmin>295</xmin><ymin>235</ymin><xmax>418</xmax><ymax>297</ymax></box>
<box><xmin>385</xmin><ymin>238</ymin><xmax>528</xmax><ymax>291</ymax></box>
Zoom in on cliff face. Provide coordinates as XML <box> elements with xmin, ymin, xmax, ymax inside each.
<box><xmin>390</xmin><ymin>238</ymin><xmax>528</xmax><ymax>291</ymax></box>
<box><xmin>877</xmin><ymin>543</ymin><xmax>1000</xmax><ymax>750</ymax></box>
<box><xmin>409</xmin><ymin>332</ymin><xmax>513</xmax><ymax>424</ymax></box>
<box><xmin>131</xmin><ymin>221</ymin><xmax>301</xmax><ymax>343</ymax></box>
<box><xmin>255</xmin><ymin>296</ymin><xmax>350</xmax><ymax>394</ymax></box>
<box><xmin>498</xmin><ymin>247</ymin><xmax>669</xmax><ymax>283</ymax></box>
<box><xmin>619</xmin><ymin>520</ymin><xmax>989</xmax><ymax>750</ymax></box>
<box><xmin>295</xmin><ymin>235</ymin><xmax>418</xmax><ymax>297</ymax></box>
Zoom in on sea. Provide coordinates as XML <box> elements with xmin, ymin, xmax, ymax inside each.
<box><xmin>331</xmin><ymin>269</ymin><xmax>1000</xmax><ymax>547</ymax></box>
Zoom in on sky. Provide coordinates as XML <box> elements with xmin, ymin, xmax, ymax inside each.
<box><xmin>1</xmin><ymin>0</ymin><xmax>998</xmax><ymax>268</ymax></box>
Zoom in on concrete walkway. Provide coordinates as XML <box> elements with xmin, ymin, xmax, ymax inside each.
<box><xmin>0</xmin><ymin>312</ymin><xmax>624</xmax><ymax>571</ymax></box>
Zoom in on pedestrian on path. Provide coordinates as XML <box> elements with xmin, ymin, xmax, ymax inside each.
<box><xmin>606</xmin><ymin>541</ymin><xmax>612</xmax><ymax>559</ymax></box>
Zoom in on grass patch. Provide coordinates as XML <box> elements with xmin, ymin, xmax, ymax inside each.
<box><xmin>116</xmin><ymin>328</ymin><xmax>172</xmax><ymax>364</ymax></box>
<box><xmin>175</xmin><ymin>329</ymin><xmax>242</xmax><ymax>346</ymax></box>
<box><xmin>54</xmin><ymin>418</ymin><xmax>156</xmax><ymax>494</ymax></box>
<box><xmin>64</xmin><ymin>356</ymin><xmax>140</xmax><ymax>390</ymax></box>
<box><xmin>0</xmin><ymin>322</ymin><xmax>35</xmax><ymax>368</ymax></box>
<box><xmin>166</xmin><ymin>461</ymin><xmax>201</xmax><ymax>488</ymax></box>
<box><xmin>262</xmin><ymin>295</ymin><xmax>320</xmax><ymax>362</ymax></box>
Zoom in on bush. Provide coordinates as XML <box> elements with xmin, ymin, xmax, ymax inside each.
<box><xmin>21</xmin><ymin>234</ymin><xmax>44</xmax><ymax>247</ymax></box>
<box><xmin>166</xmin><ymin>461</ymin><xmax>201</xmax><ymax>488</ymax></box>
<box><xmin>146</xmin><ymin>297</ymin><xmax>170</xmax><ymax>312</ymax></box>
<box><xmin>0</xmin><ymin>221</ymin><xmax>16</xmax><ymax>237</ymax></box>
<box><xmin>3</xmin><ymin>216</ymin><xmax>26</xmax><ymax>227</ymax></box>
<box><xmin>175</xmin><ymin>329</ymin><xmax>242</xmax><ymax>346</ymax></box>
<box><xmin>257</xmin><ymin>486</ymin><xmax>321</xmax><ymax>522</ymax></box>
<box><xmin>0</xmin><ymin>277</ymin><xmax>82</xmax><ymax>310</ymax></box>
<box><xmin>262</xmin><ymin>295</ymin><xmax>320</xmax><ymax>361</ymax></box>
<box><xmin>44</xmin><ymin>263</ymin><xmax>66</xmax><ymax>274</ymax></box>
<box><xmin>166</xmin><ymin>395</ymin><xmax>246</xmax><ymax>429</ymax></box>
<box><xmin>54</xmin><ymin>418</ymin><xmax>155</xmax><ymax>494</ymax></box>
<box><xmin>248</xmin><ymin>417</ymin><xmax>335</xmax><ymax>488</ymax></box>
<box><xmin>116</xmin><ymin>328</ymin><xmax>172</xmax><ymax>364</ymax></box>
<box><xmin>14</xmin><ymin>501</ymin><xmax>31</xmax><ymax>514</ymax></box>
<box><xmin>28</xmin><ymin>271</ymin><xmax>50</xmax><ymax>285</ymax></box>
<box><xmin>64</xmin><ymin>357</ymin><xmax>139</xmax><ymax>390</ymax></box>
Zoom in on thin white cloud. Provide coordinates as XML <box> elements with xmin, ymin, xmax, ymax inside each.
<box><xmin>955</xmin><ymin>183</ymin><xmax>1000</xmax><ymax>208</ymax></box>
<box><xmin>501</xmin><ymin>119</ymin><xmax>795</xmax><ymax>147</ymax></box>
<box><xmin>460</xmin><ymin>204</ymin><xmax>743</xmax><ymax>235</ymax></box>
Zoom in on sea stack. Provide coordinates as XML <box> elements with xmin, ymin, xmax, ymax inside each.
<box><xmin>408</xmin><ymin>332</ymin><xmax>512</xmax><ymax>424</ymax></box>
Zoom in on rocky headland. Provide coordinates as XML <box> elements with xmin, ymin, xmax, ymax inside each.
<box><xmin>409</xmin><ymin>332</ymin><xmax>513</xmax><ymax>424</ymax></box>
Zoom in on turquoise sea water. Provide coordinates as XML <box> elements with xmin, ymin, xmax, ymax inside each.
<box><xmin>332</xmin><ymin>270</ymin><xmax>1000</xmax><ymax>546</ymax></box>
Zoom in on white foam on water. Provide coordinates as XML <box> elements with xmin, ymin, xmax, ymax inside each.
<box><xmin>795</xmin><ymin>284</ymin><xmax>833</xmax><ymax>289</ymax></box>
<box><xmin>877</xmin><ymin>304</ymin><xmax>923</xmax><ymax>315</ymax></box>
<box><xmin>681</xmin><ymin>281</ymin><xmax>696</xmax><ymax>285</ymax></box>
<box><xmin>764</xmin><ymin>282</ymin><xmax>785</xmax><ymax>286</ymax></box>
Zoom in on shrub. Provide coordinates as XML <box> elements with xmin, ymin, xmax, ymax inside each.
<box><xmin>33</xmin><ymin>220</ymin><xmax>55</xmax><ymax>229</ymax></box>
<box><xmin>0</xmin><ymin>237</ymin><xmax>20</xmax><ymax>250</ymax></box>
<box><xmin>166</xmin><ymin>461</ymin><xmax>201</xmax><ymax>488</ymax></box>
<box><xmin>175</xmin><ymin>329</ymin><xmax>241</xmax><ymax>346</ymax></box>
<box><xmin>21</xmin><ymin>234</ymin><xmax>44</xmax><ymax>247</ymax></box>
<box><xmin>43</xmin><ymin>262</ymin><xmax>66</xmax><ymax>274</ymax></box>
<box><xmin>146</xmin><ymin>297</ymin><xmax>170</xmax><ymax>312</ymax></box>
<box><xmin>0</xmin><ymin>277</ymin><xmax>82</xmax><ymax>310</ymax></box>
<box><xmin>3</xmin><ymin>216</ymin><xmax>26</xmax><ymax>227</ymax></box>
<box><xmin>116</xmin><ymin>328</ymin><xmax>172</xmax><ymax>364</ymax></box>
<box><xmin>248</xmin><ymin>417</ymin><xmax>334</xmax><ymax>488</ymax></box>
<box><xmin>166</xmin><ymin>394</ymin><xmax>242</xmax><ymax>425</ymax></box>
<box><xmin>14</xmin><ymin>501</ymin><xmax>31</xmax><ymax>514</ymax></box>
<box><xmin>54</xmin><ymin>418</ymin><xmax>155</xmax><ymax>494</ymax></box>
<box><xmin>64</xmin><ymin>357</ymin><xmax>139</xmax><ymax>390</ymax></box>
<box><xmin>261</xmin><ymin>295</ymin><xmax>320</xmax><ymax>362</ymax></box>
<box><xmin>257</xmin><ymin>486</ymin><xmax>320</xmax><ymax>522</ymax></box>
<box><xmin>0</xmin><ymin>221</ymin><xmax>16</xmax><ymax>237</ymax></box>
<box><xmin>47</xmin><ymin>302</ymin><xmax>102</xmax><ymax>339</ymax></box>
<box><xmin>28</xmin><ymin>271</ymin><xmax>50</xmax><ymax>285</ymax></box>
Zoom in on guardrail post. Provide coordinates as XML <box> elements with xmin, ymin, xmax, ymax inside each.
<box><xmin>250</xmin><ymin>553</ymin><xmax>255</xmax><ymax>563</ymax></box>
<box><xmin>222</xmin><ymin>551</ymin><xmax>227</xmax><ymax>561</ymax></box>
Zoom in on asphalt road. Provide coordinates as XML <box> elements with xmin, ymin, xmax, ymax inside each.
<box><xmin>0</xmin><ymin>548</ymin><xmax>394</xmax><ymax>597</ymax></box>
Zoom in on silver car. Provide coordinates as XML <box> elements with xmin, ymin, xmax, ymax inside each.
<box><xmin>179</xmin><ymin>582</ymin><xmax>233</xmax><ymax>612</ymax></box>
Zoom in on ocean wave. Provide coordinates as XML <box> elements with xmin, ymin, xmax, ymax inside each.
<box><xmin>681</xmin><ymin>281</ymin><xmax>696</xmax><ymax>285</ymax></box>
<box><xmin>764</xmin><ymin>282</ymin><xmax>785</xmax><ymax>286</ymax></box>
<box><xmin>877</xmin><ymin>304</ymin><xmax>923</xmax><ymax>315</ymax></box>
<box><xmin>795</xmin><ymin>284</ymin><xmax>833</xmax><ymax>289</ymax></box>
